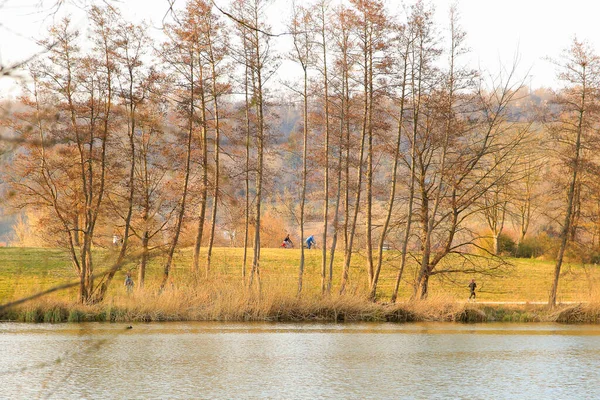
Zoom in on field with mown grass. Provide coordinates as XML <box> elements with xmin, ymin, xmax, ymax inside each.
<box><xmin>2</xmin><ymin>247</ymin><xmax>600</xmax><ymax>323</ymax></box>
<box><xmin>2</xmin><ymin>246</ymin><xmax>600</xmax><ymax>303</ymax></box>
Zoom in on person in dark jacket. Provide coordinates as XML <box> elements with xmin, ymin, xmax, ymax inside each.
<box><xmin>281</xmin><ymin>234</ymin><xmax>293</xmax><ymax>248</ymax></box>
<box><xmin>468</xmin><ymin>279</ymin><xmax>477</xmax><ymax>300</ymax></box>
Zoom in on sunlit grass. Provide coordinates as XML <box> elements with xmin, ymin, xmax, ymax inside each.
<box><xmin>2</xmin><ymin>246</ymin><xmax>600</xmax><ymax>306</ymax></box>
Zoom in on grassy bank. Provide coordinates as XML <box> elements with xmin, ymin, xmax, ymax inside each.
<box><xmin>2</xmin><ymin>291</ymin><xmax>599</xmax><ymax>324</ymax></box>
<box><xmin>1</xmin><ymin>247</ymin><xmax>600</xmax><ymax>323</ymax></box>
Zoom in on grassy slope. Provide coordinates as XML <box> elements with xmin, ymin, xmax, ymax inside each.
<box><xmin>1</xmin><ymin>246</ymin><xmax>599</xmax><ymax>304</ymax></box>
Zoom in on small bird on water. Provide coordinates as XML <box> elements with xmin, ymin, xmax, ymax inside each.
<box><xmin>126</xmin><ymin>325</ymin><xmax>133</xmax><ymax>330</ymax></box>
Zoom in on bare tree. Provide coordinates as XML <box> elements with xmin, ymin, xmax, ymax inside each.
<box><xmin>370</xmin><ymin>17</ymin><xmax>411</xmax><ymax>301</ymax></box>
<box><xmin>158</xmin><ymin>4</ymin><xmax>201</xmax><ymax>287</ymax></box>
<box><xmin>96</xmin><ymin>7</ymin><xmax>152</xmax><ymax>300</ymax></box>
<box><xmin>231</xmin><ymin>0</ymin><xmax>254</xmax><ymax>282</ymax></box>
<box><xmin>191</xmin><ymin>3</ymin><xmax>210</xmax><ymax>276</ymax></box>
<box><xmin>314</xmin><ymin>0</ymin><xmax>332</xmax><ymax>294</ymax></box>
<box><xmin>6</xmin><ymin>13</ymin><xmax>116</xmax><ymax>303</ymax></box>
<box><xmin>288</xmin><ymin>2</ymin><xmax>314</xmax><ymax>296</ymax></box>
<box><xmin>349</xmin><ymin>0</ymin><xmax>389</xmax><ymax>288</ymax></box>
<box><xmin>547</xmin><ymin>39</ymin><xmax>600</xmax><ymax>307</ymax></box>
<box><xmin>328</xmin><ymin>4</ymin><xmax>353</xmax><ymax>294</ymax></box>
<box><xmin>232</xmin><ymin>0</ymin><xmax>276</xmax><ymax>290</ymax></box>
<box><xmin>411</xmin><ymin>4</ymin><xmax>530</xmax><ymax>299</ymax></box>
<box><xmin>198</xmin><ymin>0</ymin><xmax>229</xmax><ymax>276</ymax></box>
<box><xmin>339</xmin><ymin>0</ymin><xmax>388</xmax><ymax>294</ymax></box>
<box><xmin>132</xmin><ymin>95</ymin><xmax>172</xmax><ymax>288</ymax></box>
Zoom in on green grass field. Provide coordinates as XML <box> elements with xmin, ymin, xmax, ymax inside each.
<box><xmin>1</xmin><ymin>246</ymin><xmax>599</xmax><ymax>304</ymax></box>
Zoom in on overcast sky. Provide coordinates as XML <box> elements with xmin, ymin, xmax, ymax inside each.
<box><xmin>1</xmin><ymin>0</ymin><xmax>599</xmax><ymax>98</ymax></box>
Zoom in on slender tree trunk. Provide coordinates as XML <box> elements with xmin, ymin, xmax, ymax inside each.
<box><xmin>340</xmin><ymin>19</ymin><xmax>372</xmax><ymax>295</ymax></box>
<box><xmin>63</xmin><ymin>37</ymin><xmax>90</xmax><ymax>303</ymax></box>
<box><xmin>390</xmin><ymin>38</ymin><xmax>413</xmax><ymax>303</ymax></box>
<box><xmin>242</xmin><ymin>55</ymin><xmax>251</xmax><ymax>283</ymax></box>
<box><xmin>139</xmin><ymin>230</ymin><xmax>149</xmax><ymax>288</ymax></box>
<box><xmin>73</xmin><ymin>214</ymin><xmax>80</xmax><ymax>247</ymax></box>
<box><xmin>415</xmin><ymin>179</ymin><xmax>431</xmax><ymax>299</ymax></box>
<box><xmin>131</xmin><ymin>123</ymin><xmax>151</xmax><ymax>289</ymax></box>
<box><xmin>343</xmin><ymin>121</ymin><xmax>350</xmax><ymax>257</ymax></box>
<box><xmin>569</xmin><ymin>182</ymin><xmax>582</xmax><ymax>242</ymax></box>
<box><xmin>162</xmin><ymin>138</ymin><xmax>193</xmax><ymax>287</ymax></box>
<box><xmin>85</xmin><ymin>25</ymin><xmax>112</xmax><ymax>302</ymax></box>
<box><xmin>193</xmin><ymin>59</ymin><xmax>209</xmax><ymax>275</ymax></box>
<box><xmin>206</xmin><ymin>46</ymin><xmax>222</xmax><ymax>277</ymax></box>
<box><xmin>320</xmin><ymin>11</ymin><xmax>330</xmax><ymax>295</ymax></box>
<box><xmin>415</xmin><ymin>126</ymin><xmax>451</xmax><ymax>299</ymax></box>
<box><xmin>162</xmin><ymin>50</ymin><xmax>195</xmax><ymax>288</ymax></box>
<box><xmin>549</xmin><ymin>77</ymin><xmax>585</xmax><ymax>307</ymax></box>
<box><xmin>249</xmin><ymin>21</ymin><xmax>264</xmax><ymax>292</ymax></box>
<box><xmin>95</xmin><ymin>68</ymin><xmax>135</xmax><ymax>302</ymax></box>
<box><xmin>298</xmin><ymin>67</ymin><xmax>308</xmax><ymax>296</ymax></box>
<box><xmin>365</xmin><ymin>28</ymin><xmax>374</xmax><ymax>287</ymax></box>
<box><xmin>118</xmin><ymin>73</ymin><xmax>137</xmax><ymax>265</ymax></box>
<box><xmin>518</xmin><ymin>194</ymin><xmax>531</xmax><ymax>245</ymax></box>
<box><xmin>33</xmin><ymin>76</ymin><xmax>84</xmax><ymax>298</ymax></box>
<box><xmin>370</xmin><ymin>47</ymin><xmax>408</xmax><ymax>301</ymax></box>
<box><xmin>339</xmin><ymin>93</ymin><xmax>368</xmax><ymax>294</ymax></box>
<box><xmin>343</xmin><ymin>56</ymin><xmax>351</xmax><ymax>258</ymax></box>
<box><xmin>413</xmin><ymin>12</ymin><xmax>457</xmax><ymax>300</ymax></box>
<box><xmin>390</xmin><ymin>140</ymin><xmax>416</xmax><ymax>303</ymax></box>
<box><xmin>138</xmin><ymin>137</ymin><xmax>150</xmax><ymax>288</ymax></box>
<box><xmin>328</xmin><ymin>84</ymin><xmax>344</xmax><ymax>294</ymax></box>
<box><xmin>249</xmin><ymin>89</ymin><xmax>263</xmax><ymax>292</ymax></box>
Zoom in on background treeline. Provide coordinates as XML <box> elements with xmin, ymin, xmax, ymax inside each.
<box><xmin>0</xmin><ymin>0</ymin><xmax>598</xmax><ymax>306</ymax></box>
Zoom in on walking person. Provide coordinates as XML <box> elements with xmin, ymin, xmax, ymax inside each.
<box><xmin>124</xmin><ymin>272</ymin><xmax>134</xmax><ymax>293</ymax></box>
<box><xmin>468</xmin><ymin>279</ymin><xmax>477</xmax><ymax>301</ymax></box>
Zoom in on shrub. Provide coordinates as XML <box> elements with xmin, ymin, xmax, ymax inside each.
<box><xmin>516</xmin><ymin>238</ymin><xmax>543</xmax><ymax>258</ymax></box>
<box><xmin>497</xmin><ymin>234</ymin><xmax>516</xmax><ymax>255</ymax></box>
<box><xmin>475</xmin><ymin>232</ymin><xmax>516</xmax><ymax>256</ymax></box>
<box><xmin>588</xmin><ymin>251</ymin><xmax>600</xmax><ymax>265</ymax></box>
<box><xmin>515</xmin><ymin>233</ymin><xmax>557</xmax><ymax>258</ymax></box>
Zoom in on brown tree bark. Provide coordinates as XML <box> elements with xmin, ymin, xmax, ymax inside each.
<box><xmin>192</xmin><ymin>56</ymin><xmax>209</xmax><ymax>276</ymax></box>
<box><xmin>317</xmin><ymin>0</ymin><xmax>331</xmax><ymax>295</ymax></box>
<box><xmin>370</xmin><ymin>28</ymin><xmax>410</xmax><ymax>301</ymax></box>
<box><xmin>289</xmin><ymin>3</ymin><xmax>313</xmax><ymax>296</ymax></box>
<box><xmin>204</xmin><ymin>7</ymin><xmax>227</xmax><ymax>276</ymax></box>
<box><xmin>549</xmin><ymin>40</ymin><xmax>594</xmax><ymax>307</ymax></box>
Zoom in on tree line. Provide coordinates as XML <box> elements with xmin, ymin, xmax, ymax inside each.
<box><xmin>1</xmin><ymin>0</ymin><xmax>598</xmax><ymax>307</ymax></box>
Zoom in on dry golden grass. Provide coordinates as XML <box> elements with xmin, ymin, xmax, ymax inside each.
<box><xmin>3</xmin><ymin>282</ymin><xmax>596</xmax><ymax>323</ymax></box>
<box><xmin>551</xmin><ymin>292</ymin><xmax>600</xmax><ymax>323</ymax></box>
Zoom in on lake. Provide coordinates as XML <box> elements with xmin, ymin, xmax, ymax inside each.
<box><xmin>2</xmin><ymin>322</ymin><xmax>600</xmax><ymax>399</ymax></box>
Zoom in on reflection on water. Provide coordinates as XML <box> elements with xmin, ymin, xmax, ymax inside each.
<box><xmin>2</xmin><ymin>322</ymin><xmax>600</xmax><ymax>399</ymax></box>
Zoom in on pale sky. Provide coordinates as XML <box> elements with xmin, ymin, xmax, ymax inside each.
<box><xmin>1</xmin><ymin>0</ymin><xmax>599</xmax><ymax>98</ymax></box>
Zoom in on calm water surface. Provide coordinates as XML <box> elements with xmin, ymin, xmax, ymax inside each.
<box><xmin>2</xmin><ymin>322</ymin><xmax>600</xmax><ymax>399</ymax></box>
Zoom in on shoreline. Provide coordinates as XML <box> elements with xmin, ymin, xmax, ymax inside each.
<box><xmin>2</xmin><ymin>300</ymin><xmax>598</xmax><ymax>324</ymax></box>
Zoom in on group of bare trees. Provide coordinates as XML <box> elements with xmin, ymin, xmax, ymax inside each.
<box><xmin>285</xmin><ymin>0</ymin><xmax>534</xmax><ymax>300</ymax></box>
<box><xmin>2</xmin><ymin>0</ymin><xmax>600</xmax><ymax>306</ymax></box>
